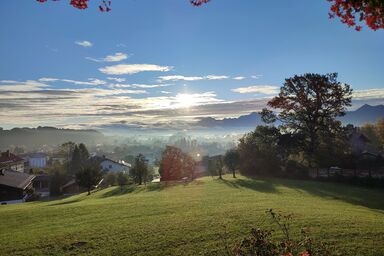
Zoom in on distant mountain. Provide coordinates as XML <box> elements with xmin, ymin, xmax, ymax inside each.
<box><xmin>0</xmin><ymin>126</ymin><xmax>105</xmax><ymax>151</ymax></box>
<box><xmin>340</xmin><ymin>104</ymin><xmax>384</xmax><ymax>125</ymax></box>
<box><xmin>196</xmin><ymin>112</ymin><xmax>264</xmax><ymax>128</ymax></box>
<box><xmin>195</xmin><ymin>104</ymin><xmax>384</xmax><ymax>128</ymax></box>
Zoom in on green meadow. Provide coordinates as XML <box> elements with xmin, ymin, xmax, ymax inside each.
<box><xmin>1</xmin><ymin>175</ymin><xmax>383</xmax><ymax>255</ymax></box>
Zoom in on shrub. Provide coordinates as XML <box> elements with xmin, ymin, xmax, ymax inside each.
<box><xmin>230</xmin><ymin>209</ymin><xmax>332</xmax><ymax>256</ymax></box>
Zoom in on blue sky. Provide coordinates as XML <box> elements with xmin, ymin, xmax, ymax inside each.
<box><xmin>0</xmin><ymin>0</ymin><xmax>383</xmax><ymax>129</ymax></box>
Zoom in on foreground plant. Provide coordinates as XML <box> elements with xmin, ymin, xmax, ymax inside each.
<box><xmin>231</xmin><ymin>209</ymin><xmax>332</xmax><ymax>256</ymax></box>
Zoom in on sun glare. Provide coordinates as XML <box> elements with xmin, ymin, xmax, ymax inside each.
<box><xmin>175</xmin><ymin>93</ymin><xmax>198</xmax><ymax>108</ymax></box>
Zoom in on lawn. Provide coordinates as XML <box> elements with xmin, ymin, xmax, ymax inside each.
<box><xmin>1</xmin><ymin>175</ymin><xmax>383</xmax><ymax>255</ymax></box>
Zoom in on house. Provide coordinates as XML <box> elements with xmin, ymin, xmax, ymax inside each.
<box><xmin>91</xmin><ymin>155</ymin><xmax>131</xmax><ymax>174</ymax></box>
<box><xmin>0</xmin><ymin>169</ymin><xmax>35</xmax><ymax>204</ymax></box>
<box><xmin>23</xmin><ymin>153</ymin><xmax>48</xmax><ymax>168</ymax></box>
<box><xmin>0</xmin><ymin>150</ymin><xmax>25</xmax><ymax>173</ymax></box>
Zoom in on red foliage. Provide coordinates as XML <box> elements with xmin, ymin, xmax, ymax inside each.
<box><xmin>35</xmin><ymin>0</ymin><xmax>384</xmax><ymax>31</ymax></box>
<box><xmin>328</xmin><ymin>0</ymin><xmax>384</xmax><ymax>30</ymax></box>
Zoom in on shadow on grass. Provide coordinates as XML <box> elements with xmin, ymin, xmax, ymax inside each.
<box><xmin>216</xmin><ymin>175</ymin><xmax>384</xmax><ymax>211</ymax></box>
<box><xmin>273</xmin><ymin>178</ymin><xmax>384</xmax><ymax>211</ymax></box>
<box><xmin>217</xmin><ymin>177</ymin><xmax>278</xmax><ymax>193</ymax></box>
<box><xmin>48</xmin><ymin>198</ymin><xmax>81</xmax><ymax>206</ymax></box>
<box><xmin>102</xmin><ymin>182</ymin><xmax>165</xmax><ymax>198</ymax></box>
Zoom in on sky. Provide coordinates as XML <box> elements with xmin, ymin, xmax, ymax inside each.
<box><xmin>0</xmin><ymin>0</ymin><xmax>383</xmax><ymax>130</ymax></box>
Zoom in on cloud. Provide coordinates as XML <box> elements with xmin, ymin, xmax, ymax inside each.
<box><xmin>107</xmin><ymin>77</ymin><xmax>126</xmax><ymax>82</ymax></box>
<box><xmin>158</xmin><ymin>75</ymin><xmax>229</xmax><ymax>82</ymax></box>
<box><xmin>231</xmin><ymin>85</ymin><xmax>279</xmax><ymax>94</ymax></box>
<box><xmin>251</xmin><ymin>75</ymin><xmax>263</xmax><ymax>79</ymax></box>
<box><xmin>206</xmin><ymin>75</ymin><xmax>229</xmax><ymax>80</ymax></box>
<box><xmin>0</xmin><ymin>80</ymin><xmax>49</xmax><ymax>91</ymax></box>
<box><xmin>38</xmin><ymin>77</ymin><xmax>106</xmax><ymax>86</ymax></box>
<box><xmin>109</xmin><ymin>83</ymin><xmax>171</xmax><ymax>89</ymax></box>
<box><xmin>75</xmin><ymin>41</ymin><xmax>93</xmax><ymax>47</ymax></box>
<box><xmin>233</xmin><ymin>76</ymin><xmax>246</xmax><ymax>80</ymax></box>
<box><xmin>86</xmin><ymin>52</ymin><xmax>128</xmax><ymax>63</ymax></box>
<box><xmin>353</xmin><ymin>88</ymin><xmax>384</xmax><ymax>100</ymax></box>
<box><xmin>161</xmin><ymin>91</ymin><xmax>172</xmax><ymax>94</ymax></box>
<box><xmin>99</xmin><ymin>64</ymin><xmax>172</xmax><ymax>75</ymax></box>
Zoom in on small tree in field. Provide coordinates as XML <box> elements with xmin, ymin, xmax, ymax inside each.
<box><xmin>75</xmin><ymin>164</ymin><xmax>102</xmax><ymax>195</ymax></box>
<box><xmin>131</xmin><ymin>154</ymin><xmax>148</xmax><ymax>185</ymax></box>
<box><xmin>224</xmin><ymin>149</ymin><xmax>240</xmax><ymax>178</ymax></box>
<box><xmin>117</xmin><ymin>172</ymin><xmax>129</xmax><ymax>188</ymax></box>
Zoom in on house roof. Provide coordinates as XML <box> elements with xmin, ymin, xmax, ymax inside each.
<box><xmin>23</xmin><ymin>153</ymin><xmax>48</xmax><ymax>159</ymax></box>
<box><xmin>0</xmin><ymin>169</ymin><xmax>35</xmax><ymax>189</ymax></box>
<box><xmin>91</xmin><ymin>155</ymin><xmax>131</xmax><ymax>168</ymax></box>
<box><xmin>0</xmin><ymin>151</ymin><xmax>24</xmax><ymax>167</ymax></box>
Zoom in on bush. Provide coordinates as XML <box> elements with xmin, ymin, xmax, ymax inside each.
<box><xmin>229</xmin><ymin>209</ymin><xmax>332</xmax><ymax>256</ymax></box>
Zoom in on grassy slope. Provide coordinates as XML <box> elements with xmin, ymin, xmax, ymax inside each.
<box><xmin>1</xmin><ymin>176</ymin><xmax>383</xmax><ymax>256</ymax></box>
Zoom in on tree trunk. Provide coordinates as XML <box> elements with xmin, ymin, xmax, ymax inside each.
<box><xmin>87</xmin><ymin>186</ymin><xmax>91</xmax><ymax>195</ymax></box>
<box><xmin>232</xmin><ymin>170</ymin><xmax>236</xmax><ymax>178</ymax></box>
<box><xmin>219</xmin><ymin>169</ymin><xmax>222</xmax><ymax>179</ymax></box>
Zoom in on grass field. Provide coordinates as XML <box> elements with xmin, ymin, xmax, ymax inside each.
<box><xmin>1</xmin><ymin>175</ymin><xmax>384</xmax><ymax>255</ymax></box>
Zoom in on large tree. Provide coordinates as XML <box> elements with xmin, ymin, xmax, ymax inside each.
<box><xmin>261</xmin><ymin>73</ymin><xmax>352</xmax><ymax>166</ymax></box>
<box><xmin>159</xmin><ymin>146</ymin><xmax>196</xmax><ymax>181</ymax></box>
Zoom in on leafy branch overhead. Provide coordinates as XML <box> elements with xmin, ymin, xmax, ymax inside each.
<box><xmin>35</xmin><ymin>0</ymin><xmax>384</xmax><ymax>30</ymax></box>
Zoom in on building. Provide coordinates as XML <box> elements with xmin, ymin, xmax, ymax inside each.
<box><xmin>23</xmin><ymin>153</ymin><xmax>48</xmax><ymax>168</ymax></box>
<box><xmin>91</xmin><ymin>155</ymin><xmax>131</xmax><ymax>174</ymax></box>
<box><xmin>0</xmin><ymin>151</ymin><xmax>25</xmax><ymax>173</ymax></box>
<box><xmin>0</xmin><ymin>169</ymin><xmax>35</xmax><ymax>204</ymax></box>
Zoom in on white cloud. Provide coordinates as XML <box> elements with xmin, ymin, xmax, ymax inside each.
<box><xmin>158</xmin><ymin>75</ymin><xmax>229</xmax><ymax>82</ymax></box>
<box><xmin>231</xmin><ymin>85</ymin><xmax>279</xmax><ymax>94</ymax></box>
<box><xmin>161</xmin><ymin>91</ymin><xmax>172</xmax><ymax>94</ymax></box>
<box><xmin>86</xmin><ymin>52</ymin><xmax>128</xmax><ymax>63</ymax></box>
<box><xmin>38</xmin><ymin>77</ymin><xmax>106</xmax><ymax>86</ymax></box>
<box><xmin>353</xmin><ymin>88</ymin><xmax>384</xmax><ymax>99</ymax></box>
<box><xmin>158</xmin><ymin>75</ymin><xmax>203</xmax><ymax>81</ymax></box>
<box><xmin>99</xmin><ymin>64</ymin><xmax>172</xmax><ymax>75</ymax></box>
<box><xmin>0</xmin><ymin>80</ymin><xmax>49</xmax><ymax>91</ymax></box>
<box><xmin>251</xmin><ymin>75</ymin><xmax>263</xmax><ymax>79</ymax></box>
<box><xmin>110</xmin><ymin>83</ymin><xmax>170</xmax><ymax>89</ymax></box>
<box><xmin>233</xmin><ymin>76</ymin><xmax>246</xmax><ymax>80</ymax></box>
<box><xmin>206</xmin><ymin>75</ymin><xmax>229</xmax><ymax>80</ymax></box>
<box><xmin>107</xmin><ymin>77</ymin><xmax>126</xmax><ymax>82</ymax></box>
<box><xmin>75</xmin><ymin>41</ymin><xmax>93</xmax><ymax>47</ymax></box>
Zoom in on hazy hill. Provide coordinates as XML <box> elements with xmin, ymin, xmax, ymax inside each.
<box><xmin>0</xmin><ymin>126</ymin><xmax>104</xmax><ymax>150</ymax></box>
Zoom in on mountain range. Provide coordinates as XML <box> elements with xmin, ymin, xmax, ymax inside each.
<box><xmin>195</xmin><ymin>104</ymin><xmax>384</xmax><ymax>128</ymax></box>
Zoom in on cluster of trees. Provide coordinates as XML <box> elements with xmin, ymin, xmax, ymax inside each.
<box><xmin>228</xmin><ymin>73</ymin><xmax>384</xmax><ymax>182</ymax></box>
<box><xmin>360</xmin><ymin>119</ymin><xmax>384</xmax><ymax>151</ymax></box>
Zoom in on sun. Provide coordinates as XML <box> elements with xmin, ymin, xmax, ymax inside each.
<box><xmin>175</xmin><ymin>93</ymin><xmax>198</xmax><ymax>108</ymax></box>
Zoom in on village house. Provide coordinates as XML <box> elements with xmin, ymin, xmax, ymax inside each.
<box><xmin>0</xmin><ymin>169</ymin><xmax>35</xmax><ymax>204</ymax></box>
<box><xmin>0</xmin><ymin>150</ymin><xmax>25</xmax><ymax>173</ymax></box>
<box><xmin>22</xmin><ymin>153</ymin><xmax>48</xmax><ymax>169</ymax></box>
<box><xmin>91</xmin><ymin>155</ymin><xmax>131</xmax><ymax>174</ymax></box>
